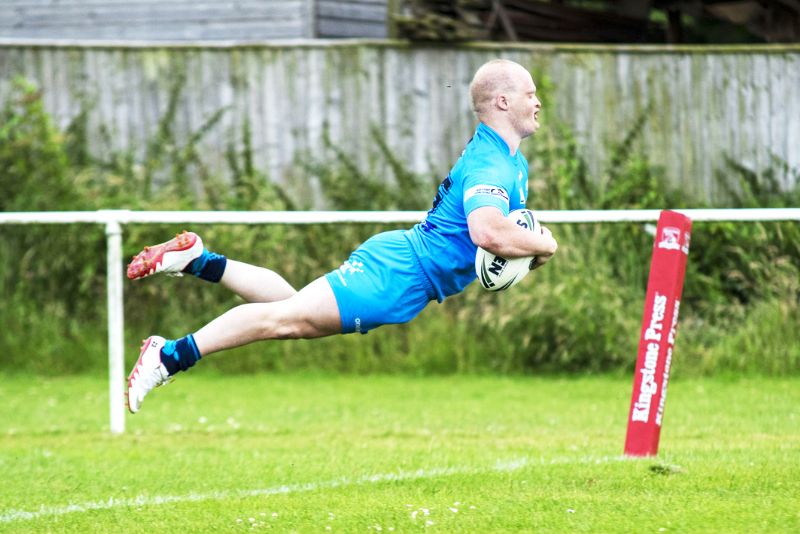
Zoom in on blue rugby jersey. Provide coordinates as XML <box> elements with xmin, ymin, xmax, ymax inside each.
<box><xmin>404</xmin><ymin>122</ymin><xmax>529</xmax><ymax>301</ymax></box>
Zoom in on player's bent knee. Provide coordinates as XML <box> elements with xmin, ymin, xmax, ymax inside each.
<box><xmin>271</xmin><ymin>321</ymin><xmax>304</xmax><ymax>340</ymax></box>
<box><xmin>255</xmin><ymin>279</ymin><xmax>341</xmax><ymax>340</ymax></box>
<box><xmin>266</xmin><ymin>316</ymin><xmax>327</xmax><ymax>340</ymax></box>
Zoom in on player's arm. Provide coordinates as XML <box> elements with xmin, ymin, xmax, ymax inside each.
<box><xmin>467</xmin><ymin>206</ymin><xmax>558</xmax><ymax>261</ymax></box>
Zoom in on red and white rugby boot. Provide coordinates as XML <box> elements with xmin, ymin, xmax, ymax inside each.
<box><xmin>127</xmin><ymin>231</ymin><xmax>203</xmax><ymax>280</ymax></box>
<box><xmin>126</xmin><ymin>336</ymin><xmax>171</xmax><ymax>414</ymax></box>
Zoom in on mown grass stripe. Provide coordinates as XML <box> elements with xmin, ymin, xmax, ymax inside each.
<box><xmin>0</xmin><ymin>455</ymin><xmax>624</xmax><ymax>523</ymax></box>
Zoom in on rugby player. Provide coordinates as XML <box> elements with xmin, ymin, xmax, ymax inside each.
<box><xmin>126</xmin><ymin>59</ymin><xmax>558</xmax><ymax>413</ymax></box>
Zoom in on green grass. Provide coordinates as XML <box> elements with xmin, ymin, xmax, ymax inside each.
<box><xmin>1</xmin><ymin>373</ymin><xmax>798</xmax><ymax>532</ymax></box>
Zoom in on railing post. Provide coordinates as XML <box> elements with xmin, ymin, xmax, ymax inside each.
<box><xmin>105</xmin><ymin>218</ymin><xmax>126</xmax><ymax>434</ymax></box>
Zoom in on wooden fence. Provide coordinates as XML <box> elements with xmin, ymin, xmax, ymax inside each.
<box><xmin>1</xmin><ymin>40</ymin><xmax>798</xmax><ymax>202</ymax></box>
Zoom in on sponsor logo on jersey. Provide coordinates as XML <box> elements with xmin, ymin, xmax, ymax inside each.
<box><xmin>340</xmin><ymin>260</ymin><xmax>364</xmax><ymax>274</ymax></box>
<box><xmin>464</xmin><ymin>185</ymin><xmax>509</xmax><ymax>205</ymax></box>
<box><xmin>335</xmin><ymin>260</ymin><xmax>364</xmax><ymax>286</ymax></box>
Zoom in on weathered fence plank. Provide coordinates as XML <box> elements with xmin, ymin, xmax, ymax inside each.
<box><xmin>0</xmin><ymin>1</ymin><xmax>312</xmax><ymax>41</ymax></box>
<box><xmin>0</xmin><ymin>41</ymin><xmax>797</xmax><ymax>202</ymax></box>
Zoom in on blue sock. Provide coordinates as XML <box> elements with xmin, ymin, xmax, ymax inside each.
<box><xmin>183</xmin><ymin>249</ymin><xmax>227</xmax><ymax>282</ymax></box>
<box><xmin>160</xmin><ymin>334</ymin><xmax>202</xmax><ymax>375</ymax></box>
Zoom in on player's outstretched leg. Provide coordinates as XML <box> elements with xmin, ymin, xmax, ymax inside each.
<box><xmin>127</xmin><ymin>231</ymin><xmax>296</xmax><ymax>303</ymax></box>
<box><xmin>126</xmin><ymin>277</ymin><xmax>340</xmax><ymax>413</ymax></box>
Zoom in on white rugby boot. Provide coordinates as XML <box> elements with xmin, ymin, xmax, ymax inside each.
<box><xmin>126</xmin><ymin>336</ymin><xmax>171</xmax><ymax>414</ymax></box>
<box><xmin>127</xmin><ymin>231</ymin><xmax>203</xmax><ymax>280</ymax></box>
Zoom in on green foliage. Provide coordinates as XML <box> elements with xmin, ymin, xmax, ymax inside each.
<box><xmin>0</xmin><ymin>78</ymin><xmax>79</xmax><ymax>212</ymax></box>
<box><xmin>0</xmin><ymin>79</ymin><xmax>106</xmax><ymax>328</ymax></box>
<box><xmin>0</xmin><ymin>79</ymin><xmax>290</xmax><ymax>372</ymax></box>
<box><xmin>1</xmin><ymin>78</ymin><xmax>798</xmax><ymax>376</ymax></box>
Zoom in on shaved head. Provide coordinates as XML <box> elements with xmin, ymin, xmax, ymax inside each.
<box><xmin>469</xmin><ymin>59</ymin><xmax>531</xmax><ymax>117</ymax></box>
<box><xmin>467</xmin><ymin>59</ymin><xmax>542</xmax><ymax>151</ymax></box>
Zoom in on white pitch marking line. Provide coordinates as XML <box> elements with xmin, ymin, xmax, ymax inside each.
<box><xmin>0</xmin><ymin>455</ymin><xmax>626</xmax><ymax>523</ymax></box>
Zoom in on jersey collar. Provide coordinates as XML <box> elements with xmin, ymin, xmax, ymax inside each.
<box><xmin>476</xmin><ymin>122</ymin><xmax>517</xmax><ymax>158</ymax></box>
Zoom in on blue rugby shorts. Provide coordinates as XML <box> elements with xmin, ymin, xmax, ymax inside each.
<box><xmin>325</xmin><ymin>230</ymin><xmax>436</xmax><ymax>334</ymax></box>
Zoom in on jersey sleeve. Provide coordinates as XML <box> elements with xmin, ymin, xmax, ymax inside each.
<box><xmin>462</xmin><ymin>166</ymin><xmax>511</xmax><ymax>217</ymax></box>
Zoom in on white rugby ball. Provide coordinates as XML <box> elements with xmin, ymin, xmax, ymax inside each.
<box><xmin>475</xmin><ymin>209</ymin><xmax>541</xmax><ymax>291</ymax></box>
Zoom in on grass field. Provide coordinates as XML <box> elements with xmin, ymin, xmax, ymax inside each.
<box><xmin>1</xmin><ymin>373</ymin><xmax>798</xmax><ymax>533</ymax></box>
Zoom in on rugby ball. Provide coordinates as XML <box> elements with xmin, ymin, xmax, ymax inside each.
<box><xmin>475</xmin><ymin>209</ymin><xmax>541</xmax><ymax>291</ymax></box>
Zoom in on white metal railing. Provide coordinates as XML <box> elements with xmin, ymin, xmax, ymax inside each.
<box><xmin>2</xmin><ymin>208</ymin><xmax>799</xmax><ymax>434</ymax></box>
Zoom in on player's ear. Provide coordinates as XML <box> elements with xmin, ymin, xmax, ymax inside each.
<box><xmin>495</xmin><ymin>94</ymin><xmax>509</xmax><ymax>111</ymax></box>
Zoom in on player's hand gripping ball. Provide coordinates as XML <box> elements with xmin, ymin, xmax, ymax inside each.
<box><xmin>475</xmin><ymin>209</ymin><xmax>541</xmax><ymax>291</ymax></box>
